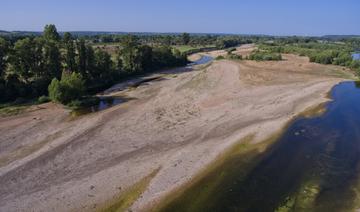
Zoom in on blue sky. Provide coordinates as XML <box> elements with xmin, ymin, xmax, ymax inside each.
<box><xmin>1</xmin><ymin>0</ymin><xmax>359</xmax><ymax>35</ymax></box>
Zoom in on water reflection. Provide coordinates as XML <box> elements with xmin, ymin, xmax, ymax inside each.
<box><xmin>71</xmin><ymin>97</ymin><xmax>126</xmax><ymax>116</ymax></box>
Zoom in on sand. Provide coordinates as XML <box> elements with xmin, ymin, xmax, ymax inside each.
<box><xmin>0</xmin><ymin>46</ymin><xmax>355</xmax><ymax>212</ymax></box>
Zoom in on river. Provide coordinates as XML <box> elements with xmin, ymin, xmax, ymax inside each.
<box><xmin>160</xmin><ymin>81</ymin><xmax>360</xmax><ymax>212</ymax></box>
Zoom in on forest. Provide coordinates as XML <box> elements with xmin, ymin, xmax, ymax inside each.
<box><xmin>0</xmin><ymin>25</ymin><xmax>189</xmax><ymax>105</ymax></box>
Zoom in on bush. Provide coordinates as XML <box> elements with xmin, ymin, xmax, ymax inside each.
<box><xmin>66</xmin><ymin>99</ymin><xmax>83</xmax><ymax>109</ymax></box>
<box><xmin>48</xmin><ymin>72</ymin><xmax>85</xmax><ymax>104</ymax></box>
<box><xmin>215</xmin><ymin>55</ymin><xmax>225</xmax><ymax>60</ymax></box>
<box><xmin>227</xmin><ymin>53</ymin><xmax>242</xmax><ymax>60</ymax></box>
<box><xmin>226</xmin><ymin>47</ymin><xmax>236</xmax><ymax>54</ymax></box>
<box><xmin>309</xmin><ymin>51</ymin><xmax>334</xmax><ymax>64</ymax></box>
<box><xmin>38</xmin><ymin>95</ymin><xmax>50</xmax><ymax>103</ymax></box>
<box><xmin>249</xmin><ymin>51</ymin><xmax>282</xmax><ymax>61</ymax></box>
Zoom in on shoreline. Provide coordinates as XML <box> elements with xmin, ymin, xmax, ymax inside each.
<box><xmin>131</xmin><ymin>79</ymin><xmax>344</xmax><ymax>212</ymax></box>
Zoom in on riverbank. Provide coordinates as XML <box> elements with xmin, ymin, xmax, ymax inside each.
<box><xmin>0</xmin><ymin>47</ymin><xmax>355</xmax><ymax>212</ymax></box>
<box><xmin>157</xmin><ymin>81</ymin><xmax>360</xmax><ymax>211</ymax></box>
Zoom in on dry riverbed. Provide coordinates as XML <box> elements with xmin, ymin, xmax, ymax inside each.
<box><xmin>0</xmin><ymin>47</ymin><xmax>355</xmax><ymax>212</ymax></box>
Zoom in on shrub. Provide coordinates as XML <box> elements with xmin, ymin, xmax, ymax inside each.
<box><xmin>38</xmin><ymin>95</ymin><xmax>50</xmax><ymax>103</ymax></box>
<box><xmin>215</xmin><ymin>55</ymin><xmax>225</xmax><ymax>60</ymax></box>
<box><xmin>48</xmin><ymin>78</ymin><xmax>61</xmax><ymax>102</ymax></box>
<box><xmin>66</xmin><ymin>97</ymin><xmax>100</xmax><ymax>110</ymax></box>
<box><xmin>228</xmin><ymin>53</ymin><xmax>242</xmax><ymax>60</ymax></box>
<box><xmin>249</xmin><ymin>51</ymin><xmax>282</xmax><ymax>61</ymax></box>
<box><xmin>226</xmin><ymin>47</ymin><xmax>236</xmax><ymax>54</ymax></box>
<box><xmin>48</xmin><ymin>72</ymin><xmax>85</xmax><ymax>104</ymax></box>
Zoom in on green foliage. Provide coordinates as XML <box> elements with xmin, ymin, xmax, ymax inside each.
<box><xmin>48</xmin><ymin>78</ymin><xmax>61</xmax><ymax>102</ymax></box>
<box><xmin>226</xmin><ymin>47</ymin><xmax>236</xmax><ymax>54</ymax></box>
<box><xmin>66</xmin><ymin>97</ymin><xmax>100</xmax><ymax>110</ymax></box>
<box><xmin>118</xmin><ymin>35</ymin><xmax>187</xmax><ymax>74</ymax></box>
<box><xmin>43</xmin><ymin>40</ymin><xmax>62</xmax><ymax>79</ymax></box>
<box><xmin>308</xmin><ymin>51</ymin><xmax>334</xmax><ymax>64</ymax></box>
<box><xmin>9</xmin><ymin>38</ymin><xmax>44</xmax><ymax>83</ymax></box>
<box><xmin>0</xmin><ymin>37</ymin><xmax>9</xmax><ymax>78</ymax></box>
<box><xmin>48</xmin><ymin>72</ymin><xmax>85</xmax><ymax>104</ymax></box>
<box><xmin>43</xmin><ymin>24</ymin><xmax>60</xmax><ymax>41</ymax></box>
<box><xmin>332</xmin><ymin>52</ymin><xmax>352</xmax><ymax>66</ymax></box>
<box><xmin>227</xmin><ymin>53</ymin><xmax>242</xmax><ymax>60</ymax></box>
<box><xmin>63</xmin><ymin>32</ymin><xmax>77</xmax><ymax>72</ymax></box>
<box><xmin>119</xmin><ymin>35</ymin><xmax>142</xmax><ymax>72</ymax></box>
<box><xmin>76</xmin><ymin>38</ymin><xmax>88</xmax><ymax>77</ymax></box>
<box><xmin>215</xmin><ymin>55</ymin><xmax>225</xmax><ymax>60</ymax></box>
<box><xmin>181</xmin><ymin>33</ymin><xmax>190</xmax><ymax>45</ymax></box>
<box><xmin>259</xmin><ymin>41</ymin><xmax>360</xmax><ymax>76</ymax></box>
<box><xmin>249</xmin><ymin>50</ymin><xmax>282</xmax><ymax>61</ymax></box>
<box><xmin>0</xmin><ymin>100</ymin><xmax>35</xmax><ymax>117</ymax></box>
<box><xmin>94</xmin><ymin>49</ymin><xmax>113</xmax><ymax>79</ymax></box>
<box><xmin>37</xmin><ymin>95</ymin><xmax>50</xmax><ymax>103</ymax></box>
<box><xmin>216</xmin><ymin>37</ymin><xmax>247</xmax><ymax>49</ymax></box>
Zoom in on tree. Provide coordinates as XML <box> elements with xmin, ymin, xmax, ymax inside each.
<box><xmin>43</xmin><ymin>40</ymin><xmax>62</xmax><ymax>79</ymax></box>
<box><xmin>120</xmin><ymin>35</ymin><xmax>141</xmax><ymax>72</ymax></box>
<box><xmin>181</xmin><ymin>33</ymin><xmax>190</xmax><ymax>45</ymax></box>
<box><xmin>43</xmin><ymin>24</ymin><xmax>60</xmax><ymax>41</ymax></box>
<box><xmin>9</xmin><ymin>38</ymin><xmax>44</xmax><ymax>83</ymax></box>
<box><xmin>137</xmin><ymin>45</ymin><xmax>153</xmax><ymax>71</ymax></box>
<box><xmin>163</xmin><ymin>35</ymin><xmax>172</xmax><ymax>46</ymax></box>
<box><xmin>77</xmin><ymin>38</ymin><xmax>87</xmax><ymax>77</ymax></box>
<box><xmin>48</xmin><ymin>71</ymin><xmax>85</xmax><ymax>104</ymax></box>
<box><xmin>85</xmin><ymin>45</ymin><xmax>96</xmax><ymax>81</ymax></box>
<box><xmin>0</xmin><ymin>38</ymin><xmax>9</xmax><ymax>78</ymax></box>
<box><xmin>63</xmin><ymin>32</ymin><xmax>77</xmax><ymax>72</ymax></box>
<box><xmin>94</xmin><ymin>49</ymin><xmax>113</xmax><ymax>80</ymax></box>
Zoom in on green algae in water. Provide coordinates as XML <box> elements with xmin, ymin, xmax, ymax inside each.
<box><xmin>159</xmin><ymin>82</ymin><xmax>360</xmax><ymax>212</ymax></box>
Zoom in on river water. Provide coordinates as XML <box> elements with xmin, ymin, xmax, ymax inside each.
<box><xmin>160</xmin><ymin>81</ymin><xmax>360</xmax><ymax>212</ymax></box>
<box><xmin>188</xmin><ymin>55</ymin><xmax>213</xmax><ymax>66</ymax></box>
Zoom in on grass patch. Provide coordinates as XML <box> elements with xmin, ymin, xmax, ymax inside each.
<box><xmin>99</xmin><ymin>168</ymin><xmax>160</xmax><ymax>212</ymax></box>
<box><xmin>0</xmin><ymin>99</ymin><xmax>38</xmax><ymax>117</ymax></box>
<box><xmin>0</xmin><ymin>104</ymin><xmax>29</xmax><ymax>117</ymax></box>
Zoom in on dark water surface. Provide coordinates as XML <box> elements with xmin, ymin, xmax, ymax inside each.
<box><xmin>161</xmin><ymin>81</ymin><xmax>360</xmax><ymax>212</ymax></box>
<box><xmin>71</xmin><ymin>97</ymin><xmax>125</xmax><ymax>116</ymax></box>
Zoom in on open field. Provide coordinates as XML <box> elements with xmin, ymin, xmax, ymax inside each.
<box><xmin>0</xmin><ymin>46</ymin><xmax>356</xmax><ymax>212</ymax></box>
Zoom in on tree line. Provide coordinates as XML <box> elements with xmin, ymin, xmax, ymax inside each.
<box><xmin>259</xmin><ymin>41</ymin><xmax>360</xmax><ymax>74</ymax></box>
<box><xmin>0</xmin><ymin>25</ymin><xmax>187</xmax><ymax>104</ymax></box>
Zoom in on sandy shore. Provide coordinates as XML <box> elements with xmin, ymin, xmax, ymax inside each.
<box><xmin>0</xmin><ymin>47</ymin><xmax>355</xmax><ymax>211</ymax></box>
